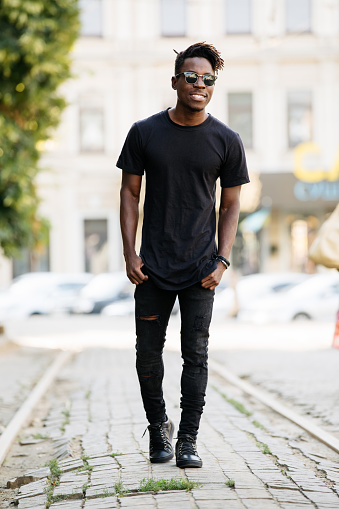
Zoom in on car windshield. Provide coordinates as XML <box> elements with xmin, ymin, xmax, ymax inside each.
<box><xmin>272</xmin><ymin>282</ymin><xmax>302</xmax><ymax>293</ymax></box>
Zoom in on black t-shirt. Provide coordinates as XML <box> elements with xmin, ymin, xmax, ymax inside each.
<box><xmin>117</xmin><ymin>109</ymin><xmax>249</xmax><ymax>290</ymax></box>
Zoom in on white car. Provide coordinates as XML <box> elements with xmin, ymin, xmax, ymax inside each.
<box><xmin>213</xmin><ymin>272</ymin><xmax>310</xmax><ymax>317</ymax></box>
<box><xmin>237</xmin><ymin>272</ymin><xmax>339</xmax><ymax>323</ymax></box>
<box><xmin>0</xmin><ymin>272</ymin><xmax>93</xmax><ymax>321</ymax></box>
<box><xmin>72</xmin><ymin>272</ymin><xmax>132</xmax><ymax>314</ymax></box>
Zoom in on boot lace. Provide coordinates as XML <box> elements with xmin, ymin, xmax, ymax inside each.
<box><xmin>177</xmin><ymin>435</ymin><xmax>198</xmax><ymax>456</ymax></box>
<box><xmin>145</xmin><ymin>423</ymin><xmax>171</xmax><ymax>453</ymax></box>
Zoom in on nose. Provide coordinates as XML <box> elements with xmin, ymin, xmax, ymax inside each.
<box><xmin>194</xmin><ymin>75</ymin><xmax>206</xmax><ymax>87</ymax></box>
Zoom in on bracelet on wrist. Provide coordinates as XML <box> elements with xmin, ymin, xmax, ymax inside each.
<box><xmin>217</xmin><ymin>259</ymin><xmax>228</xmax><ymax>269</ymax></box>
<box><xmin>214</xmin><ymin>254</ymin><xmax>230</xmax><ymax>269</ymax></box>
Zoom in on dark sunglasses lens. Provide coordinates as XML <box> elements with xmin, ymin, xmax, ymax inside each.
<box><xmin>185</xmin><ymin>73</ymin><xmax>198</xmax><ymax>84</ymax></box>
<box><xmin>203</xmin><ymin>75</ymin><xmax>215</xmax><ymax>86</ymax></box>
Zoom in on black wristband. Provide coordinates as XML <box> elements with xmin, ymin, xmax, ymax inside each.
<box><xmin>214</xmin><ymin>254</ymin><xmax>230</xmax><ymax>268</ymax></box>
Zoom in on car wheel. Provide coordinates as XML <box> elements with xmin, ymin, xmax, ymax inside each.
<box><xmin>292</xmin><ymin>312</ymin><xmax>311</xmax><ymax>321</ymax></box>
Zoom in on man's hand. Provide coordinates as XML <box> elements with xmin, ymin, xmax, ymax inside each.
<box><xmin>125</xmin><ymin>253</ymin><xmax>148</xmax><ymax>285</ymax></box>
<box><xmin>201</xmin><ymin>262</ymin><xmax>226</xmax><ymax>291</ymax></box>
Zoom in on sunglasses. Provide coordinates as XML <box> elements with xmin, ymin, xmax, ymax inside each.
<box><xmin>176</xmin><ymin>71</ymin><xmax>217</xmax><ymax>87</ymax></box>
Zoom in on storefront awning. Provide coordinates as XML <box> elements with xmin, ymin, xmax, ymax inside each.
<box><xmin>239</xmin><ymin>207</ymin><xmax>271</xmax><ymax>233</ymax></box>
<box><xmin>259</xmin><ymin>173</ymin><xmax>339</xmax><ymax>212</ymax></box>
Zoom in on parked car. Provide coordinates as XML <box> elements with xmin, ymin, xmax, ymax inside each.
<box><xmin>72</xmin><ymin>272</ymin><xmax>132</xmax><ymax>314</ymax></box>
<box><xmin>102</xmin><ymin>294</ymin><xmax>182</xmax><ymax>317</ymax></box>
<box><xmin>237</xmin><ymin>272</ymin><xmax>339</xmax><ymax>323</ymax></box>
<box><xmin>0</xmin><ymin>272</ymin><xmax>93</xmax><ymax>321</ymax></box>
<box><xmin>213</xmin><ymin>272</ymin><xmax>310</xmax><ymax>317</ymax></box>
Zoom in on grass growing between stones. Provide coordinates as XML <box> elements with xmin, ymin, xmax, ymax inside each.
<box><xmin>60</xmin><ymin>408</ymin><xmax>71</xmax><ymax>433</ymax></box>
<box><xmin>114</xmin><ymin>482</ymin><xmax>129</xmax><ymax>496</ymax></box>
<box><xmin>226</xmin><ymin>479</ymin><xmax>235</xmax><ymax>488</ymax></box>
<box><xmin>256</xmin><ymin>440</ymin><xmax>272</xmax><ymax>455</ymax></box>
<box><xmin>252</xmin><ymin>420</ymin><xmax>266</xmax><ymax>430</ymax></box>
<box><xmin>44</xmin><ymin>459</ymin><xmax>63</xmax><ymax>508</ymax></box>
<box><xmin>139</xmin><ymin>477</ymin><xmax>201</xmax><ymax>492</ymax></box>
<box><xmin>100</xmin><ymin>478</ymin><xmax>201</xmax><ymax>498</ymax></box>
<box><xmin>211</xmin><ymin>385</ymin><xmax>252</xmax><ymax>417</ymax></box>
<box><xmin>33</xmin><ymin>433</ymin><xmax>50</xmax><ymax>440</ymax></box>
<box><xmin>77</xmin><ymin>454</ymin><xmax>93</xmax><ymax>474</ymax></box>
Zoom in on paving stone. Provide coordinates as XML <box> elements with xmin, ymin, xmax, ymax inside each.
<box><xmin>58</xmin><ymin>459</ymin><xmax>84</xmax><ymax>472</ymax></box>
<box><xmin>87</xmin><ymin>456</ymin><xmax>116</xmax><ymax>466</ymax></box>
<box><xmin>60</xmin><ymin>472</ymin><xmax>88</xmax><ymax>484</ymax></box>
<box><xmin>250</xmin><ymin>469</ymin><xmax>297</xmax><ymax>490</ymax></box>
<box><xmin>91</xmin><ymin>463</ymin><xmax>119</xmax><ymax>472</ymax></box>
<box><xmin>85</xmin><ymin>486</ymin><xmax>115</xmax><ymax>498</ymax></box>
<box><xmin>242</xmin><ymin>500</ymin><xmax>280</xmax><ymax>509</ymax></box>
<box><xmin>84</xmin><ymin>496</ymin><xmax>118</xmax><ymax>508</ymax></box>
<box><xmin>51</xmin><ymin>502</ymin><xmax>83</xmax><ymax>508</ymax></box>
<box><xmin>90</xmin><ymin>472</ymin><xmax>119</xmax><ymax>484</ymax></box>
<box><xmin>119</xmin><ymin>494</ymin><xmax>155</xmax><ymax>507</ymax></box>
<box><xmin>303</xmin><ymin>490</ymin><xmax>339</xmax><ymax>506</ymax></box>
<box><xmin>17</xmin><ymin>479</ymin><xmax>47</xmax><ymax>498</ymax></box>
<box><xmin>193</xmin><ymin>486</ymin><xmax>238</xmax><ymax>500</ymax></box>
<box><xmin>228</xmin><ymin>471</ymin><xmax>266</xmax><ymax>489</ymax></box>
<box><xmin>269</xmin><ymin>488</ymin><xmax>314</xmax><ymax>504</ymax></box>
<box><xmin>195</xmin><ymin>501</ymin><xmax>245</xmax><ymax>509</ymax></box>
<box><xmin>17</xmin><ymin>494</ymin><xmax>47</xmax><ymax>508</ymax></box>
<box><xmin>23</xmin><ymin>467</ymin><xmax>50</xmax><ymax>479</ymax></box>
<box><xmin>279</xmin><ymin>505</ymin><xmax>315</xmax><ymax>509</ymax></box>
<box><xmin>234</xmin><ymin>488</ymin><xmax>273</xmax><ymax>499</ymax></box>
<box><xmin>52</xmin><ymin>482</ymin><xmax>84</xmax><ymax>498</ymax></box>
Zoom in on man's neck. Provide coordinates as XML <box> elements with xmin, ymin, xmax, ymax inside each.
<box><xmin>168</xmin><ymin>106</ymin><xmax>208</xmax><ymax>126</ymax></box>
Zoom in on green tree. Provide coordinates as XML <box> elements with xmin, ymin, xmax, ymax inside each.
<box><xmin>0</xmin><ymin>0</ymin><xmax>80</xmax><ymax>258</ymax></box>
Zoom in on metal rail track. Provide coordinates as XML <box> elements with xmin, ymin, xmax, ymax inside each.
<box><xmin>0</xmin><ymin>350</ymin><xmax>72</xmax><ymax>467</ymax></box>
<box><xmin>210</xmin><ymin>358</ymin><xmax>339</xmax><ymax>454</ymax></box>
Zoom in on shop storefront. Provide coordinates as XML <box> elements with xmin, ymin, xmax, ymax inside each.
<box><xmin>235</xmin><ymin>171</ymin><xmax>339</xmax><ymax>275</ymax></box>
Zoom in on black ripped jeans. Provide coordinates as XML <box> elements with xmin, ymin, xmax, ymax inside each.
<box><xmin>135</xmin><ymin>276</ymin><xmax>215</xmax><ymax>438</ymax></box>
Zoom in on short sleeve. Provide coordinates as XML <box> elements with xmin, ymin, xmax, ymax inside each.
<box><xmin>220</xmin><ymin>133</ymin><xmax>250</xmax><ymax>188</ymax></box>
<box><xmin>116</xmin><ymin>123</ymin><xmax>145</xmax><ymax>176</ymax></box>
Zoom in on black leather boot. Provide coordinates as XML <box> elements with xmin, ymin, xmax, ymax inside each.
<box><xmin>175</xmin><ymin>434</ymin><xmax>202</xmax><ymax>468</ymax></box>
<box><xmin>147</xmin><ymin>419</ymin><xmax>174</xmax><ymax>463</ymax></box>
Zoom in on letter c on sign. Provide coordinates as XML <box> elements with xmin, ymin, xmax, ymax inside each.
<box><xmin>294</xmin><ymin>142</ymin><xmax>339</xmax><ymax>183</ymax></box>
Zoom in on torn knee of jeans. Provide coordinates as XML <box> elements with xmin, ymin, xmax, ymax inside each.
<box><xmin>138</xmin><ymin>315</ymin><xmax>159</xmax><ymax>321</ymax></box>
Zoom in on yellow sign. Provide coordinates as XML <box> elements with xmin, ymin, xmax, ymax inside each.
<box><xmin>294</xmin><ymin>142</ymin><xmax>339</xmax><ymax>183</ymax></box>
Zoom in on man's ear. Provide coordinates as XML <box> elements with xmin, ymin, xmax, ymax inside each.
<box><xmin>171</xmin><ymin>76</ymin><xmax>177</xmax><ymax>90</ymax></box>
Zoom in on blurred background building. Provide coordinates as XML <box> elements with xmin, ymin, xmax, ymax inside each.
<box><xmin>1</xmin><ymin>0</ymin><xmax>339</xmax><ymax>284</ymax></box>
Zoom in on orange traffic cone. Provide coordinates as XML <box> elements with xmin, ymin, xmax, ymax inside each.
<box><xmin>332</xmin><ymin>310</ymin><xmax>339</xmax><ymax>349</ymax></box>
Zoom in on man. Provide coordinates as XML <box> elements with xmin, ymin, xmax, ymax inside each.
<box><xmin>118</xmin><ymin>42</ymin><xmax>249</xmax><ymax>468</ymax></box>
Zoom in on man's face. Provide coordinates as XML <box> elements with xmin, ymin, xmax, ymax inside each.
<box><xmin>172</xmin><ymin>57</ymin><xmax>215</xmax><ymax>113</ymax></box>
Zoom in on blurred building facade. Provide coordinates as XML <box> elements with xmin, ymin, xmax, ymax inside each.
<box><xmin>1</xmin><ymin>0</ymin><xmax>339</xmax><ymax>283</ymax></box>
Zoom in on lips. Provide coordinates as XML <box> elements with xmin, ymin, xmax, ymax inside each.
<box><xmin>190</xmin><ymin>94</ymin><xmax>206</xmax><ymax>101</ymax></box>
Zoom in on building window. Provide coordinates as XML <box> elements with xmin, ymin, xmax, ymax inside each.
<box><xmin>79</xmin><ymin>108</ymin><xmax>104</xmax><ymax>152</ymax></box>
<box><xmin>84</xmin><ymin>219</ymin><xmax>108</xmax><ymax>273</ymax></box>
<box><xmin>287</xmin><ymin>91</ymin><xmax>312</xmax><ymax>148</ymax></box>
<box><xmin>225</xmin><ymin>0</ymin><xmax>251</xmax><ymax>34</ymax></box>
<box><xmin>286</xmin><ymin>0</ymin><xmax>311</xmax><ymax>33</ymax></box>
<box><xmin>80</xmin><ymin>0</ymin><xmax>102</xmax><ymax>37</ymax></box>
<box><xmin>228</xmin><ymin>92</ymin><xmax>253</xmax><ymax>149</ymax></box>
<box><xmin>161</xmin><ymin>0</ymin><xmax>186</xmax><ymax>37</ymax></box>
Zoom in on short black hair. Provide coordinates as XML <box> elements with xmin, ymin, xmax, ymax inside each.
<box><xmin>174</xmin><ymin>42</ymin><xmax>224</xmax><ymax>75</ymax></box>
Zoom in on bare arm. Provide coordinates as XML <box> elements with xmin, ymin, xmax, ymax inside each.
<box><xmin>201</xmin><ymin>186</ymin><xmax>241</xmax><ymax>290</ymax></box>
<box><xmin>120</xmin><ymin>171</ymin><xmax>148</xmax><ymax>285</ymax></box>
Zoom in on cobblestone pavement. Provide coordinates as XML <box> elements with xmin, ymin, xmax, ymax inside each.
<box><xmin>210</xmin><ymin>348</ymin><xmax>339</xmax><ymax>436</ymax></box>
<box><xmin>3</xmin><ymin>347</ymin><xmax>339</xmax><ymax>508</ymax></box>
